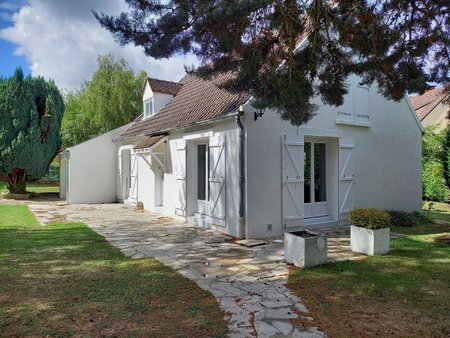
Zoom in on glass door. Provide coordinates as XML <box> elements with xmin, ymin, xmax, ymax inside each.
<box><xmin>197</xmin><ymin>144</ymin><xmax>209</xmax><ymax>215</ymax></box>
<box><xmin>304</xmin><ymin>142</ymin><xmax>328</xmax><ymax>218</ymax></box>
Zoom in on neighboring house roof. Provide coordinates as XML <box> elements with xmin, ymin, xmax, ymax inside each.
<box><xmin>411</xmin><ymin>87</ymin><xmax>448</xmax><ymax>121</ymax></box>
<box><xmin>133</xmin><ymin>134</ymin><xmax>166</xmax><ymax>150</ymax></box>
<box><xmin>117</xmin><ymin>72</ymin><xmax>251</xmax><ymax>141</ymax></box>
<box><xmin>146</xmin><ymin>77</ymin><xmax>183</xmax><ymax>96</ymax></box>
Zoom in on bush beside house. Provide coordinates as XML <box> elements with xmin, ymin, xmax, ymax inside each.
<box><xmin>422</xmin><ymin>125</ymin><xmax>450</xmax><ymax>202</ymax></box>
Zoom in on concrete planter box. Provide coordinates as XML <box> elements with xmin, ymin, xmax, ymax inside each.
<box><xmin>284</xmin><ymin>231</ymin><xmax>327</xmax><ymax>268</ymax></box>
<box><xmin>350</xmin><ymin>225</ymin><xmax>390</xmax><ymax>255</ymax></box>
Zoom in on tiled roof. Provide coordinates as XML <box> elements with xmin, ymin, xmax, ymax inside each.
<box><xmin>147</xmin><ymin>77</ymin><xmax>183</xmax><ymax>96</ymax></box>
<box><xmin>133</xmin><ymin>134</ymin><xmax>166</xmax><ymax>150</ymax></box>
<box><xmin>411</xmin><ymin>87</ymin><xmax>448</xmax><ymax>121</ymax></box>
<box><xmin>117</xmin><ymin>72</ymin><xmax>251</xmax><ymax>141</ymax></box>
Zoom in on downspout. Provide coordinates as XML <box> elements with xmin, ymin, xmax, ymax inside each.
<box><xmin>235</xmin><ymin>109</ymin><xmax>246</xmax><ymax>238</ymax></box>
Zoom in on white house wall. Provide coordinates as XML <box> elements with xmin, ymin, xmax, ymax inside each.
<box><xmin>246</xmin><ymin>80</ymin><xmax>423</xmax><ymax>238</ymax></box>
<box><xmin>134</xmin><ymin>118</ymin><xmax>242</xmax><ymax>238</ymax></box>
<box><xmin>66</xmin><ymin>125</ymin><xmax>128</xmax><ymax>204</ymax></box>
<box><xmin>136</xmin><ymin>153</ymin><xmax>157</xmax><ymax>210</ymax></box>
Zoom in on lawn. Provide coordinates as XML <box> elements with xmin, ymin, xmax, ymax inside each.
<box><xmin>424</xmin><ymin>201</ymin><xmax>450</xmax><ymax>222</ymax></box>
<box><xmin>0</xmin><ymin>204</ymin><xmax>228</xmax><ymax>337</ymax></box>
<box><xmin>288</xmin><ymin>224</ymin><xmax>450</xmax><ymax>338</ymax></box>
<box><xmin>0</xmin><ymin>181</ymin><xmax>59</xmax><ymax>194</ymax></box>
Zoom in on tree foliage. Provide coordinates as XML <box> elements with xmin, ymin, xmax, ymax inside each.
<box><xmin>0</xmin><ymin>68</ymin><xmax>64</xmax><ymax>193</ymax></box>
<box><xmin>422</xmin><ymin>125</ymin><xmax>449</xmax><ymax>201</ymax></box>
<box><xmin>95</xmin><ymin>0</ymin><xmax>449</xmax><ymax>125</ymax></box>
<box><xmin>62</xmin><ymin>54</ymin><xmax>147</xmax><ymax>147</ymax></box>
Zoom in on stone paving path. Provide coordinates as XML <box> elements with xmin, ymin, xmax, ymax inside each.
<box><xmin>19</xmin><ymin>201</ymin><xmax>327</xmax><ymax>338</ymax></box>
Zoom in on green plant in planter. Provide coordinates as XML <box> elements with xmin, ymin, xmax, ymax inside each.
<box><xmin>349</xmin><ymin>208</ymin><xmax>391</xmax><ymax>229</ymax></box>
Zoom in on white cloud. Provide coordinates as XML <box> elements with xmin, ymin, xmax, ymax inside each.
<box><xmin>0</xmin><ymin>0</ymin><xmax>199</xmax><ymax>91</ymax></box>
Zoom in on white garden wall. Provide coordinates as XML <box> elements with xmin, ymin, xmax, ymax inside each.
<box><xmin>62</xmin><ymin>125</ymin><xmax>129</xmax><ymax>204</ymax></box>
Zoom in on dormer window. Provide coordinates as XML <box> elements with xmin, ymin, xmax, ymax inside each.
<box><xmin>144</xmin><ymin>98</ymin><xmax>154</xmax><ymax>118</ymax></box>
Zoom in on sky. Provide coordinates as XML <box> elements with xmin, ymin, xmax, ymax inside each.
<box><xmin>0</xmin><ymin>0</ymin><xmax>198</xmax><ymax>92</ymax></box>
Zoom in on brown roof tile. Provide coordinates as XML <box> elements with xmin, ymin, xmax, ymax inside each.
<box><xmin>411</xmin><ymin>87</ymin><xmax>448</xmax><ymax>121</ymax></box>
<box><xmin>147</xmin><ymin>77</ymin><xmax>183</xmax><ymax>95</ymax></box>
<box><xmin>117</xmin><ymin>72</ymin><xmax>251</xmax><ymax>141</ymax></box>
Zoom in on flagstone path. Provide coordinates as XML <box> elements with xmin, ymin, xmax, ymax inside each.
<box><xmin>21</xmin><ymin>201</ymin><xmax>327</xmax><ymax>338</ymax></box>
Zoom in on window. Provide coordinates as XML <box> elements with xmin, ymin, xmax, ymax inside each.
<box><xmin>144</xmin><ymin>98</ymin><xmax>154</xmax><ymax>118</ymax></box>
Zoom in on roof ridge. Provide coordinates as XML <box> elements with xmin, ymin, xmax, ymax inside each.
<box><xmin>147</xmin><ymin>76</ymin><xmax>183</xmax><ymax>86</ymax></box>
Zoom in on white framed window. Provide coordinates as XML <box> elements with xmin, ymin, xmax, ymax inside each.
<box><xmin>144</xmin><ymin>98</ymin><xmax>154</xmax><ymax>118</ymax></box>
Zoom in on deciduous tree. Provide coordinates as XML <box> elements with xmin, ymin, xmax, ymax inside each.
<box><xmin>62</xmin><ymin>54</ymin><xmax>147</xmax><ymax>147</ymax></box>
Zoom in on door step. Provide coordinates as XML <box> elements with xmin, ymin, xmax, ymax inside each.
<box><xmin>188</xmin><ymin>213</ymin><xmax>212</xmax><ymax>228</ymax></box>
<box><xmin>303</xmin><ymin>217</ymin><xmax>338</xmax><ymax>230</ymax></box>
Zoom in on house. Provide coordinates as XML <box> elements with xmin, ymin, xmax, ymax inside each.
<box><xmin>115</xmin><ymin>74</ymin><xmax>424</xmax><ymax>239</ymax></box>
<box><xmin>411</xmin><ymin>86</ymin><xmax>449</xmax><ymax>130</ymax></box>
<box><xmin>60</xmin><ymin>72</ymin><xmax>423</xmax><ymax>239</ymax></box>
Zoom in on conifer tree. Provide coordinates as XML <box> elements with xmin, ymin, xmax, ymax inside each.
<box><xmin>95</xmin><ymin>0</ymin><xmax>449</xmax><ymax>126</ymax></box>
<box><xmin>0</xmin><ymin>68</ymin><xmax>64</xmax><ymax>194</ymax></box>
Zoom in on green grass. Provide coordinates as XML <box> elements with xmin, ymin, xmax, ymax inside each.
<box><xmin>0</xmin><ymin>181</ymin><xmax>59</xmax><ymax>194</ymax></box>
<box><xmin>288</xmin><ymin>224</ymin><xmax>450</xmax><ymax>338</ymax></box>
<box><xmin>424</xmin><ymin>201</ymin><xmax>450</xmax><ymax>222</ymax></box>
<box><xmin>0</xmin><ymin>205</ymin><xmax>228</xmax><ymax>338</ymax></box>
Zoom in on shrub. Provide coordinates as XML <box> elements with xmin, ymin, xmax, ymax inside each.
<box><xmin>422</xmin><ymin>161</ymin><xmax>449</xmax><ymax>202</ymax></box>
<box><xmin>386</xmin><ymin>210</ymin><xmax>413</xmax><ymax>227</ymax></box>
<box><xmin>349</xmin><ymin>208</ymin><xmax>391</xmax><ymax>229</ymax></box>
<box><xmin>422</xmin><ymin>126</ymin><xmax>450</xmax><ymax>201</ymax></box>
<box><xmin>386</xmin><ymin>210</ymin><xmax>433</xmax><ymax>227</ymax></box>
<box><xmin>410</xmin><ymin>211</ymin><xmax>433</xmax><ymax>225</ymax></box>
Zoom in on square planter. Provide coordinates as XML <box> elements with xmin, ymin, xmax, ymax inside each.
<box><xmin>284</xmin><ymin>231</ymin><xmax>327</xmax><ymax>268</ymax></box>
<box><xmin>350</xmin><ymin>225</ymin><xmax>390</xmax><ymax>255</ymax></box>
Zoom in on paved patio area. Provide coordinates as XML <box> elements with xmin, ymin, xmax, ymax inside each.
<box><xmin>7</xmin><ymin>199</ymin><xmax>366</xmax><ymax>337</ymax></box>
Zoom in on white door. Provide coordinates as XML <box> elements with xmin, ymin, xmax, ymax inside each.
<box><xmin>339</xmin><ymin>138</ymin><xmax>355</xmax><ymax>219</ymax></box>
<box><xmin>116</xmin><ymin>150</ymin><xmax>123</xmax><ymax>201</ymax></box>
<box><xmin>209</xmin><ymin>135</ymin><xmax>226</xmax><ymax>227</ymax></box>
<box><xmin>304</xmin><ymin>141</ymin><xmax>328</xmax><ymax>219</ymax></box>
<box><xmin>129</xmin><ymin>152</ymin><xmax>138</xmax><ymax>203</ymax></box>
<box><xmin>174</xmin><ymin>140</ymin><xmax>187</xmax><ymax>216</ymax></box>
<box><xmin>282</xmin><ymin>134</ymin><xmax>305</xmax><ymax>228</ymax></box>
<box><xmin>196</xmin><ymin>143</ymin><xmax>209</xmax><ymax>215</ymax></box>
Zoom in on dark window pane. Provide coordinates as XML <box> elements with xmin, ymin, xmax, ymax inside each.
<box><xmin>304</xmin><ymin>142</ymin><xmax>311</xmax><ymax>203</ymax></box>
<box><xmin>197</xmin><ymin>144</ymin><xmax>206</xmax><ymax>200</ymax></box>
<box><xmin>314</xmin><ymin>143</ymin><xmax>327</xmax><ymax>202</ymax></box>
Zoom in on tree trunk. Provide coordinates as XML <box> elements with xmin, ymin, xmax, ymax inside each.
<box><xmin>1</xmin><ymin>168</ymin><xmax>28</xmax><ymax>194</ymax></box>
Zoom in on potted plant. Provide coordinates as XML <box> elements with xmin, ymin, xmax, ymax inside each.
<box><xmin>349</xmin><ymin>208</ymin><xmax>391</xmax><ymax>255</ymax></box>
<box><xmin>284</xmin><ymin>230</ymin><xmax>327</xmax><ymax>268</ymax></box>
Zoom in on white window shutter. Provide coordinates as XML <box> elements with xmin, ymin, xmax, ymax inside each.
<box><xmin>339</xmin><ymin>138</ymin><xmax>355</xmax><ymax>218</ymax></box>
<box><xmin>129</xmin><ymin>152</ymin><xmax>138</xmax><ymax>202</ymax></box>
<box><xmin>282</xmin><ymin>134</ymin><xmax>305</xmax><ymax>228</ymax></box>
<box><xmin>209</xmin><ymin>135</ymin><xmax>226</xmax><ymax>227</ymax></box>
<box><xmin>174</xmin><ymin>140</ymin><xmax>187</xmax><ymax>216</ymax></box>
<box><xmin>354</xmin><ymin>85</ymin><xmax>369</xmax><ymax>124</ymax></box>
<box><xmin>337</xmin><ymin>78</ymin><xmax>354</xmax><ymax>122</ymax></box>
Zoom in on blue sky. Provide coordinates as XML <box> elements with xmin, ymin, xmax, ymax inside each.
<box><xmin>0</xmin><ymin>1</ymin><xmax>30</xmax><ymax>77</ymax></box>
<box><xmin>0</xmin><ymin>0</ymin><xmax>197</xmax><ymax>90</ymax></box>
